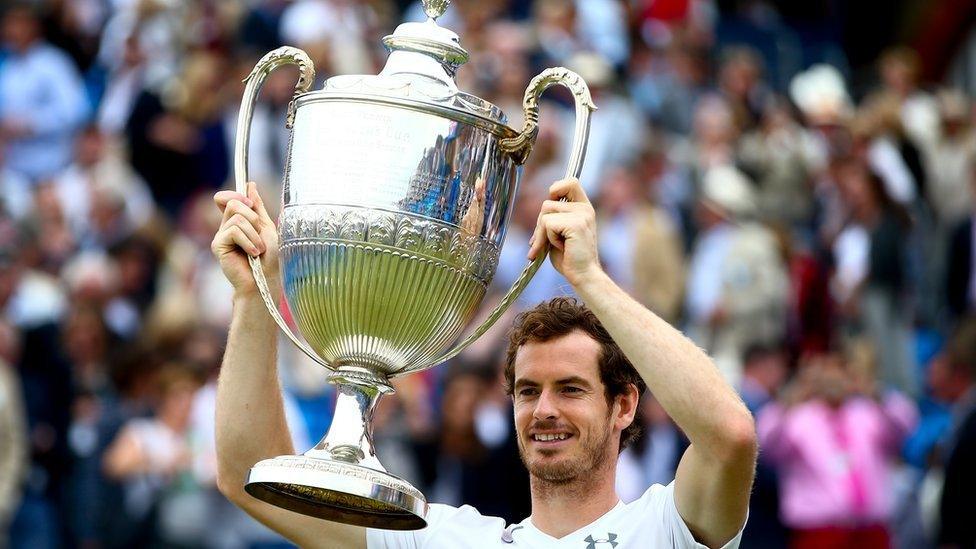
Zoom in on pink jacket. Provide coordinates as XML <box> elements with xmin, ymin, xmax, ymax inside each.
<box><xmin>757</xmin><ymin>394</ymin><xmax>917</xmax><ymax>528</ymax></box>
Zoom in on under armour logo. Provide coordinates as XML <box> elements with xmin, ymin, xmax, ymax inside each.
<box><xmin>584</xmin><ymin>532</ymin><xmax>618</xmax><ymax>549</ymax></box>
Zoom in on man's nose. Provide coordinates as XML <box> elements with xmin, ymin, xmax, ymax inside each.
<box><xmin>532</xmin><ymin>389</ymin><xmax>559</xmax><ymax>420</ymax></box>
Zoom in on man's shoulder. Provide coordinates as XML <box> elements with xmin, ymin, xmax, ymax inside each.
<box><xmin>426</xmin><ymin>502</ymin><xmax>508</xmax><ymax>529</ymax></box>
<box><xmin>611</xmin><ymin>482</ymin><xmax>745</xmax><ymax>549</ymax></box>
<box><xmin>618</xmin><ymin>482</ymin><xmax>673</xmax><ymax>519</ymax></box>
<box><xmin>366</xmin><ymin>503</ymin><xmax>509</xmax><ymax>549</ymax></box>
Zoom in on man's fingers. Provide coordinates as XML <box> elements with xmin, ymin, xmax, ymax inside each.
<box><xmin>527</xmin><ymin>219</ymin><xmax>547</xmax><ymax>260</ymax></box>
<box><xmin>528</xmin><ymin>210</ymin><xmax>588</xmax><ymax>259</ymax></box>
<box><xmin>227</xmin><ymin>214</ymin><xmax>265</xmax><ymax>253</ymax></box>
<box><xmin>540</xmin><ymin>199</ymin><xmax>593</xmax><ymax>215</ymax></box>
<box><xmin>222</xmin><ymin>199</ymin><xmax>261</xmax><ymax>227</ymax></box>
<box><xmin>214</xmin><ymin>190</ymin><xmax>253</xmax><ymax>212</ymax></box>
<box><xmin>545</xmin><ymin>226</ymin><xmax>564</xmax><ymax>250</ymax></box>
<box><xmin>247</xmin><ymin>182</ymin><xmax>273</xmax><ymax>222</ymax></box>
<box><xmin>548</xmin><ymin>178</ymin><xmax>590</xmax><ymax>204</ymax></box>
<box><xmin>215</xmin><ymin>225</ymin><xmax>262</xmax><ymax>257</ymax></box>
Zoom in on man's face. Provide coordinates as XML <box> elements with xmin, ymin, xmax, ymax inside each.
<box><xmin>512</xmin><ymin>331</ymin><xmax>621</xmax><ymax>484</ymax></box>
<box><xmin>1</xmin><ymin>10</ymin><xmax>39</xmax><ymax>53</ymax></box>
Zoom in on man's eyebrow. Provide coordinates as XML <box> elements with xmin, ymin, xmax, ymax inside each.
<box><xmin>555</xmin><ymin>376</ymin><xmax>593</xmax><ymax>388</ymax></box>
<box><xmin>513</xmin><ymin>379</ymin><xmax>539</xmax><ymax>390</ymax></box>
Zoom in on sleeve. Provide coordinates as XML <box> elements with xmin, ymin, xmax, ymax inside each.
<box><xmin>365</xmin><ymin>503</ymin><xmax>464</xmax><ymax>549</ymax></box>
<box><xmin>653</xmin><ymin>482</ymin><xmax>746</xmax><ymax>549</ymax></box>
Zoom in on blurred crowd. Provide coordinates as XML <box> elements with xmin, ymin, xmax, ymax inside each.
<box><xmin>0</xmin><ymin>0</ymin><xmax>975</xmax><ymax>548</ymax></box>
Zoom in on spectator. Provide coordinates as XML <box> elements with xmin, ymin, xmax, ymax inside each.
<box><xmin>935</xmin><ymin>317</ymin><xmax>976</xmax><ymax>549</ymax></box>
<box><xmin>873</xmin><ymin>47</ymin><xmax>940</xmax><ymax>158</ymax></box>
<box><xmin>851</xmin><ymin>93</ymin><xmax>923</xmax><ymax>207</ymax></box>
<box><xmin>96</xmin><ymin>0</ymin><xmax>183</xmax><ymax>93</ymax></box>
<box><xmin>0</xmin><ymin>2</ymin><xmax>975</xmax><ymax>547</ymax></box>
<box><xmin>0</xmin><ymin>3</ymin><xmax>90</xmax><ymax>183</ymax></box>
<box><xmin>0</xmin><ymin>320</ymin><xmax>26</xmax><ymax>549</ymax></box>
<box><xmin>412</xmin><ymin>366</ymin><xmax>530</xmax><ymax>525</ymax></box>
<box><xmin>52</xmin><ymin>126</ymin><xmax>154</xmax><ymax>251</ymax></box>
<box><xmin>615</xmin><ymin>393</ymin><xmax>687</xmax><ymax>503</ymax></box>
<box><xmin>834</xmin><ymin>159</ymin><xmax>918</xmax><ymax>397</ymax></box>
<box><xmin>125</xmin><ymin>51</ymin><xmax>231</xmax><ymax>217</ymax></box>
<box><xmin>628</xmin><ymin>38</ymin><xmax>710</xmax><ymax>136</ymax></box>
<box><xmin>685</xmin><ymin>165</ymin><xmax>789</xmax><ymax>385</ymax></box>
<box><xmin>102</xmin><ymin>365</ymin><xmax>201</xmax><ymax>547</ymax></box>
<box><xmin>757</xmin><ymin>350</ymin><xmax>918</xmax><ymax>549</ymax></box>
<box><xmin>946</xmin><ymin>160</ymin><xmax>976</xmax><ymax>321</ymax></box>
<box><xmin>737</xmin><ymin>96</ymin><xmax>816</xmax><ymax>233</ymax></box>
<box><xmin>597</xmin><ymin>165</ymin><xmax>685</xmax><ymax>324</ymax></box>
<box><xmin>564</xmin><ymin>51</ymin><xmax>647</xmax><ymax>196</ymax></box>
<box><xmin>739</xmin><ymin>343</ymin><xmax>790</xmax><ymax>549</ymax></box>
<box><xmin>717</xmin><ymin>46</ymin><xmax>771</xmax><ymax>132</ymax></box>
<box><xmin>927</xmin><ymin>89</ymin><xmax>975</xmax><ymax>228</ymax></box>
<box><xmin>740</xmin><ymin>343</ymin><xmax>789</xmax><ymax>416</ymax></box>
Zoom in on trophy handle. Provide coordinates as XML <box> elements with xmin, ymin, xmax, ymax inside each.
<box><xmin>234</xmin><ymin>47</ymin><xmax>330</xmax><ymax>369</ymax></box>
<box><xmin>417</xmin><ymin>68</ymin><xmax>596</xmax><ymax>370</ymax></box>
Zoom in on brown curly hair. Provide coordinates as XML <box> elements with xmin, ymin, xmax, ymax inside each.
<box><xmin>504</xmin><ymin>297</ymin><xmax>646</xmax><ymax>452</ymax></box>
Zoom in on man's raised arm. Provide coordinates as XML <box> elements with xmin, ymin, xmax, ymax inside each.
<box><xmin>212</xmin><ymin>183</ymin><xmax>365</xmax><ymax>549</ymax></box>
<box><xmin>530</xmin><ymin>178</ymin><xmax>757</xmax><ymax>549</ymax></box>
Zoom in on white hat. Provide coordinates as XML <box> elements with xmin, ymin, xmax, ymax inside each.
<box><xmin>701</xmin><ymin>165</ymin><xmax>756</xmax><ymax>219</ymax></box>
<box><xmin>789</xmin><ymin>64</ymin><xmax>853</xmax><ymax>125</ymax></box>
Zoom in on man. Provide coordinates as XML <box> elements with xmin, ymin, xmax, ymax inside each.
<box><xmin>685</xmin><ymin>165</ymin><xmax>789</xmax><ymax>386</ymax></box>
<box><xmin>210</xmin><ymin>178</ymin><xmax>757</xmax><ymax>548</ymax></box>
<box><xmin>757</xmin><ymin>350</ymin><xmax>917</xmax><ymax>549</ymax></box>
<box><xmin>934</xmin><ymin>317</ymin><xmax>976</xmax><ymax>548</ymax></box>
<box><xmin>0</xmin><ymin>3</ymin><xmax>90</xmax><ymax>182</ymax></box>
<box><xmin>946</xmin><ymin>160</ymin><xmax>976</xmax><ymax>321</ymax></box>
<box><xmin>0</xmin><ymin>320</ymin><xmax>27</xmax><ymax>549</ymax></box>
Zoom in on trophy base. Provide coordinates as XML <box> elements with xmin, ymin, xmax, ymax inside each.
<box><xmin>245</xmin><ymin>454</ymin><xmax>428</xmax><ymax>530</ymax></box>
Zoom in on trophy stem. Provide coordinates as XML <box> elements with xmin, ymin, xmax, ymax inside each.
<box><xmin>244</xmin><ymin>365</ymin><xmax>428</xmax><ymax>529</ymax></box>
<box><xmin>306</xmin><ymin>366</ymin><xmax>394</xmax><ymax>468</ymax></box>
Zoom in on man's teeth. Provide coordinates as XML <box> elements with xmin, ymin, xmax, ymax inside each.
<box><xmin>534</xmin><ymin>433</ymin><xmax>568</xmax><ymax>441</ymax></box>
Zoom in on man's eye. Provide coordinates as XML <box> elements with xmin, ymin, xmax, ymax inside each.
<box><xmin>563</xmin><ymin>386</ymin><xmax>582</xmax><ymax>393</ymax></box>
<box><xmin>518</xmin><ymin>388</ymin><xmax>538</xmax><ymax>397</ymax></box>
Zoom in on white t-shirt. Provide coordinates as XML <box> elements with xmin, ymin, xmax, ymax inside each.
<box><xmin>366</xmin><ymin>482</ymin><xmax>744</xmax><ymax>548</ymax></box>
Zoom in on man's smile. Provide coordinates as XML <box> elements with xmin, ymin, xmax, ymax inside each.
<box><xmin>528</xmin><ymin>430</ymin><xmax>576</xmax><ymax>449</ymax></box>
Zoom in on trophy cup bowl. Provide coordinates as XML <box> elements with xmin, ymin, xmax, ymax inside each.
<box><xmin>233</xmin><ymin>0</ymin><xmax>595</xmax><ymax>530</ymax></box>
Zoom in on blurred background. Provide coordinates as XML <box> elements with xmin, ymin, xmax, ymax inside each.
<box><xmin>1</xmin><ymin>0</ymin><xmax>976</xmax><ymax>548</ymax></box>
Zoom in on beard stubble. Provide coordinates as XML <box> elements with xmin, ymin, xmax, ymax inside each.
<box><xmin>518</xmin><ymin>411</ymin><xmax>615</xmax><ymax>485</ymax></box>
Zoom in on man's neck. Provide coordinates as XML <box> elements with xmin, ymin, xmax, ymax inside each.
<box><xmin>528</xmin><ymin>462</ymin><xmax>619</xmax><ymax>539</ymax></box>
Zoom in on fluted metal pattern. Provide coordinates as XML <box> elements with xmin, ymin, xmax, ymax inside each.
<box><xmin>282</xmin><ymin>239</ymin><xmax>485</xmax><ymax>375</ymax></box>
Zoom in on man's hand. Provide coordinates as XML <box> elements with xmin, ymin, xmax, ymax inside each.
<box><xmin>211</xmin><ymin>182</ymin><xmax>280</xmax><ymax>297</ymax></box>
<box><xmin>527</xmin><ymin>178</ymin><xmax>601</xmax><ymax>286</ymax></box>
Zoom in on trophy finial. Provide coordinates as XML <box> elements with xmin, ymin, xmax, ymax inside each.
<box><xmin>423</xmin><ymin>0</ymin><xmax>450</xmax><ymax>20</ymax></box>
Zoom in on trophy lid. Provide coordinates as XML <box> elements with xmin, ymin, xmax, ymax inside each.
<box><xmin>301</xmin><ymin>0</ymin><xmax>511</xmax><ymax>133</ymax></box>
<box><xmin>381</xmin><ymin>1</ymin><xmax>469</xmax><ymax>71</ymax></box>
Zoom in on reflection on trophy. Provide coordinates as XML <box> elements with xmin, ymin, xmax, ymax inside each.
<box><xmin>234</xmin><ymin>0</ymin><xmax>595</xmax><ymax>530</ymax></box>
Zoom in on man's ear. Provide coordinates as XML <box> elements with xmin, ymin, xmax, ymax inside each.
<box><xmin>614</xmin><ymin>384</ymin><xmax>640</xmax><ymax>431</ymax></box>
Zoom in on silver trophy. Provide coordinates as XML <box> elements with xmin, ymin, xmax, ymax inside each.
<box><xmin>235</xmin><ymin>0</ymin><xmax>595</xmax><ymax>530</ymax></box>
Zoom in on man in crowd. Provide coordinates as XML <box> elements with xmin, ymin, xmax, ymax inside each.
<box><xmin>0</xmin><ymin>3</ymin><xmax>90</xmax><ymax>182</ymax></box>
<box><xmin>757</xmin><ymin>348</ymin><xmax>917</xmax><ymax>548</ymax></box>
<box><xmin>934</xmin><ymin>317</ymin><xmax>976</xmax><ymax>548</ymax></box>
<box><xmin>209</xmin><ymin>178</ymin><xmax>757</xmax><ymax>548</ymax></box>
<box><xmin>685</xmin><ymin>165</ymin><xmax>789</xmax><ymax>386</ymax></box>
<box><xmin>0</xmin><ymin>319</ymin><xmax>26</xmax><ymax>549</ymax></box>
